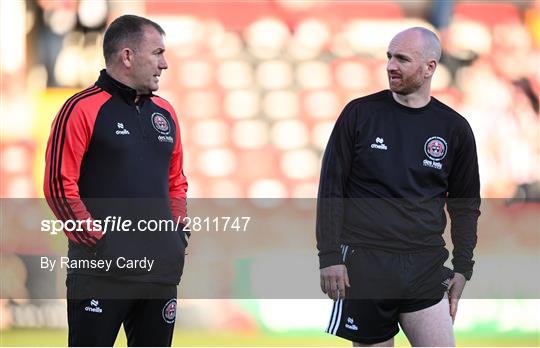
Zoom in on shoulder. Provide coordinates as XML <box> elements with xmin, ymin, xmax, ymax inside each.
<box><xmin>61</xmin><ymin>85</ymin><xmax>111</xmax><ymax>118</ymax></box>
<box><xmin>431</xmin><ymin>97</ymin><xmax>476</xmax><ymax>144</ymax></box>
<box><xmin>431</xmin><ymin>97</ymin><xmax>470</xmax><ymax>127</ymax></box>
<box><xmin>339</xmin><ymin>90</ymin><xmax>390</xmax><ymax>121</ymax></box>
<box><xmin>151</xmin><ymin>95</ymin><xmax>176</xmax><ymax>114</ymax></box>
<box><xmin>346</xmin><ymin>90</ymin><xmax>390</xmax><ymax>109</ymax></box>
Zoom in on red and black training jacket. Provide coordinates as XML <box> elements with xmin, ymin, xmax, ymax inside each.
<box><xmin>44</xmin><ymin>70</ymin><xmax>188</xmax><ymax>284</ymax></box>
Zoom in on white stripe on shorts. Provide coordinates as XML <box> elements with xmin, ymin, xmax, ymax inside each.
<box><xmin>325</xmin><ymin>300</ymin><xmax>339</xmax><ymax>333</ymax></box>
<box><xmin>325</xmin><ymin>245</ymin><xmax>348</xmax><ymax>335</ymax></box>
<box><xmin>326</xmin><ymin>299</ymin><xmax>343</xmax><ymax>335</ymax></box>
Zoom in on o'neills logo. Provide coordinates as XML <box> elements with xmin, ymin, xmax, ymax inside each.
<box><xmin>84</xmin><ymin>299</ymin><xmax>103</xmax><ymax>313</ymax></box>
<box><xmin>84</xmin><ymin>306</ymin><xmax>103</xmax><ymax>313</ymax></box>
<box><xmin>370</xmin><ymin>137</ymin><xmax>388</xmax><ymax>150</ymax></box>
<box><xmin>115</xmin><ymin>122</ymin><xmax>130</xmax><ymax>135</ymax></box>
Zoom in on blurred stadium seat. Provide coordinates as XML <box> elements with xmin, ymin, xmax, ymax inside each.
<box><xmin>453</xmin><ymin>2</ymin><xmax>521</xmax><ymax>26</ymax></box>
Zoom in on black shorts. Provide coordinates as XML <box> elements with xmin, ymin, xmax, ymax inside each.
<box><xmin>326</xmin><ymin>245</ymin><xmax>454</xmax><ymax>344</ymax></box>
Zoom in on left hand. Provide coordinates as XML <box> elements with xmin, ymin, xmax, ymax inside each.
<box><xmin>448</xmin><ymin>272</ymin><xmax>467</xmax><ymax>324</ymax></box>
<box><xmin>320</xmin><ymin>264</ymin><xmax>350</xmax><ymax>301</ymax></box>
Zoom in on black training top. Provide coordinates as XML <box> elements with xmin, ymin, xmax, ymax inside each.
<box><xmin>316</xmin><ymin>90</ymin><xmax>480</xmax><ymax>277</ymax></box>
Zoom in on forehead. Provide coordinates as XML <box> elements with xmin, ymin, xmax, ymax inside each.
<box><xmin>387</xmin><ymin>32</ymin><xmax>423</xmax><ymax>57</ymax></box>
<box><xmin>140</xmin><ymin>26</ymin><xmax>165</xmax><ymax>49</ymax></box>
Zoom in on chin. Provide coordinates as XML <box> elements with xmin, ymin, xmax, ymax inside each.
<box><xmin>390</xmin><ymin>84</ymin><xmax>416</xmax><ymax>96</ymax></box>
<box><xmin>389</xmin><ymin>81</ymin><xmax>401</xmax><ymax>92</ymax></box>
<box><xmin>389</xmin><ymin>86</ymin><xmax>404</xmax><ymax>94</ymax></box>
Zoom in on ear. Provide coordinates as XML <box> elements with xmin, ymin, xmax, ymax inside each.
<box><xmin>425</xmin><ymin>59</ymin><xmax>437</xmax><ymax>78</ymax></box>
<box><xmin>119</xmin><ymin>48</ymin><xmax>135</xmax><ymax>68</ymax></box>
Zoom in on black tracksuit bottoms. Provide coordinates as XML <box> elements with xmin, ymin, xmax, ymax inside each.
<box><xmin>67</xmin><ymin>275</ymin><xmax>178</xmax><ymax>347</ymax></box>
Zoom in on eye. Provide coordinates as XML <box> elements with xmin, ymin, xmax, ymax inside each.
<box><xmin>396</xmin><ymin>56</ymin><xmax>410</xmax><ymax>63</ymax></box>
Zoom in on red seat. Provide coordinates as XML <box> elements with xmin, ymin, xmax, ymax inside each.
<box><xmin>146</xmin><ymin>1</ymin><xmax>404</xmax><ymax>30</ymax></box>
<box><xmin>453</xmin><ymin>2</ymin><xmax>520</xmax><ymax>26</ymax></box>
<box><xmin>145</xmin><ymin>1</ymin><xmax>276</xmax><ymax>30</ymax></box>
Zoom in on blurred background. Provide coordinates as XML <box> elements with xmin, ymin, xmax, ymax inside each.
<box><xmin>1</xmin><ymin>0</ymin><xmax>539</xmax><ymax>346</ymax></box>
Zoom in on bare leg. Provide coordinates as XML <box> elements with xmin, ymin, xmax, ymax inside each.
<box><xmin>353</xmin><ymin>337</ymin><xmax>394</xmax><ymax>347</ymax></box>
<box><xmin>399</xmin><ymin>296</ymin><xmax>455</xmax><ymax>347</ymax></box>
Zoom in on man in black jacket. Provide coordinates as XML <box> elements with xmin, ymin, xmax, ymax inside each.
<box><xmin>44</xmin><ymin>15</ymin><xmax>188</xmax><ymax>346</ymax></box>
<box><xmin>317</xmin><ymin>27</ymin><xmax>480</xmax><ymax>347</ymax></box>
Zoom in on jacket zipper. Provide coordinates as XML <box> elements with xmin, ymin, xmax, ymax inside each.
<box><xmin>135</xmin><ymin>104</ymin><xmax>148</xmax><ymax>140</ymax></box>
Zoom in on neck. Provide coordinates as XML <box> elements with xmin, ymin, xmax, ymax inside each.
<box><xmin>105</xmin><ymin>67</ymin><xmax>138</xmax><ymax>94</ymax></box>
<box><xmin>391</xmin><ymin>84</ymin><xmax>432</xmax><ymax>108</ymax></box>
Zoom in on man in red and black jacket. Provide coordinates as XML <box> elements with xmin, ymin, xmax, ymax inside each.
<box><xmin>44</xmin><ymin>15</ymin><xmax>187</xmax><ymax>347</ymax></box>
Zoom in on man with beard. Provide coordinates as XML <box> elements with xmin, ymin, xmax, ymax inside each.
<box><xmin>317</xmin><ymin>27</ymin><xmax>480</xmax><ymax>347</ymax></box>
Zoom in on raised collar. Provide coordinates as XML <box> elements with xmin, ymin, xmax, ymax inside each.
<box><xmin>95</xmin><ymin>69</ymin><xmax>152</xmax><ymax>105</ymax></box>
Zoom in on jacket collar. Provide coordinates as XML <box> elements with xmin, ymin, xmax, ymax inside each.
<box><xmin>95</xmin><ymin>69</ymin><xmax>152</xmax><ymax>105</ymax></box>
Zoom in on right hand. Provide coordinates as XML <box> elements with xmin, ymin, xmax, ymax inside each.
<box><xmin>320</xmin><ymin>264</ymin><xmax>350</xmax><ymax>301</ymax></box>
<box><xmin>448</xmin><ymin>272</ymin><xmax>467</xmax><ymax>324</ymax></box>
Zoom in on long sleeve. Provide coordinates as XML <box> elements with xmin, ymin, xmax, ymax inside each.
<box><xmin>168</xmin><ymin>108</ymin><xmax>188</xmax><ymax>223</ymax></box>
<box><xmin>43</xmin><ymin>86</ymin><xmax>105</xmax><ymax>246</ymax></box>
<box><xmin>446</xmin><ymin>121</ymin><xmax>481</xmax><ymax>277</ymax></box>
<box><xmin>151</xmin><ymin>97</ymin><xmax>188</xmax><ymax>225</ymax></box>
<box><xmin>316</xmin><ymin>101</ymin><xmax>358</xmax><ymax>268</ymax></box>
<box><xmin>168</xmin><ymin>105</ymin><xmax>189</xmax><ymax>249</ymax></box>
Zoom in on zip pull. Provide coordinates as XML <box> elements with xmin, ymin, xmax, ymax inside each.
<box><xmin>134</xmin><ymin>104</ymin><xmax>147</xmax><ymax>139</ymax></box>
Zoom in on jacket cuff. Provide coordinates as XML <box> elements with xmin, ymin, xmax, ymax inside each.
<box><xmin>319</xmin><ymin>251</ymin><xmax>343</xmax><ymax>269</ymax></box>
<box><xmin>453</xmin><ymin>267</ymin><xmax>473</xmax><ymax>280</ymax></box>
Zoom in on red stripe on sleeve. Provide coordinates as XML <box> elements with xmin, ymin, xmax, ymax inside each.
<box><xmin>152</xmin><ymin>96</ymin><xmax>188</xmax><ymax>223</ymax></box>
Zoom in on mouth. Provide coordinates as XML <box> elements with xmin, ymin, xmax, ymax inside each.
<box><xmin>388</xmin><ymin>74</ymin><xmax>401</xmax><ymax>81</ymax></box>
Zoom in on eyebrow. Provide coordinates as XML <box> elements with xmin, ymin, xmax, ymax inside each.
<box><xmin>387</xmin><ymin>52</ymin><xmax>411</xmax><ymax>60</ymax></box>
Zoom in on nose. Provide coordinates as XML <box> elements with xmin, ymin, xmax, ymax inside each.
<box><xmin>159</xmin><ymin>55</ymin><xmax>168</xmax><ymax>70</ymax></box>
<box><xmin>387</xmin><ymin>58</ymin><xmax>396</xmax><ymax>72</ymax></box>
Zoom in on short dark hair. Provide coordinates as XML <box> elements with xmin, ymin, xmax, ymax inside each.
<box><xmin>103</xmin><ymin>15</ymin><xmax>165</xmax><ymax>66</ymax></box>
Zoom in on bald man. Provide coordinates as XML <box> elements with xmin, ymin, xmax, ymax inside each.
<box><xmin>316</xmin><ymin>27</ymin><xmax>480</xmax><ymax>346</ymax></box>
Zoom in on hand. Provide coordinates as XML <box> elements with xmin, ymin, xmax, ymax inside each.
<box><xmin>448</xmin><ymin>272</ymin><xmax>466</xmax><ymax>324</ymax></box>
<box><xmin>320</xmin><ymin>264</ymin><xmax>350</xmax><ymax>301</ymax></box>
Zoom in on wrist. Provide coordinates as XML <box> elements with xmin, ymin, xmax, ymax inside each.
<box><xmin>455</xmin><ymin>270</ymin><xmax>472</xmax><ymax>281</ymax></box>
<box><xmin>319</xmin><ymin>251</ymin><xmax>343</xmax><ymax>269</ymax></box>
